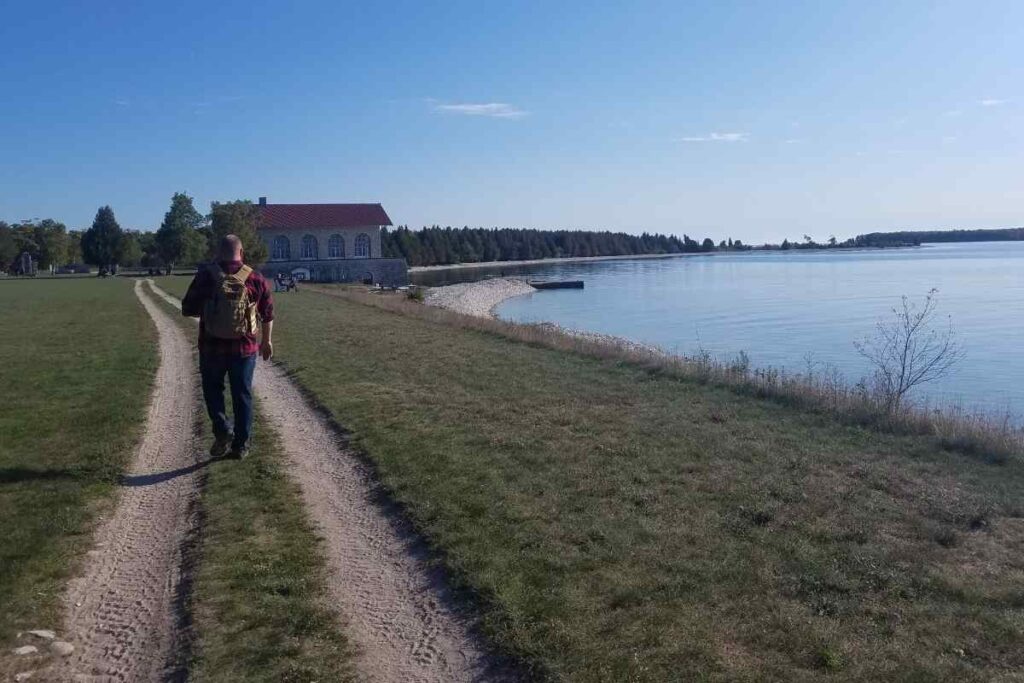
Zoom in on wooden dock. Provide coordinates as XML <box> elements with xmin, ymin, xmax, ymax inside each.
<box><xmin>528</xmin><ymin>280</ymin><xmax>584</xmax><ymax>290</ymax></box>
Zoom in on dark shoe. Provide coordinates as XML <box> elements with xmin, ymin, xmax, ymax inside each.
<box><xmin>210</xmin><ymin>432</ymin><xmax>233</xmax><ymax>459</ymax></box>
<box><xmin>228</xmin><ymin>446</ymin><xmax>250</xmax><ymax>460</ymax></box>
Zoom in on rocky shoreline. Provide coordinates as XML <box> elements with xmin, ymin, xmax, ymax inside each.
<box><xmin>423</xmin><ymin>277</ymin><xmax>536</xmax><ymax>318</ymax></box>
<box><xmin>422</xmin><ymin>279</ymin><xmax>668</xmax><ymax>356</ymax></box>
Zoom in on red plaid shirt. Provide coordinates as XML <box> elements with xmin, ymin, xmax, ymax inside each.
<box><xmin>181</xmin><ymin>261</ymin><xmax>274</xmax><ymax>356</ymax></box>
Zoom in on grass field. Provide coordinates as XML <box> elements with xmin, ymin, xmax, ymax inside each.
<box><xmin>258</xmin><ymin>286</ymin><xmax>1024</xmax><ymax>681</ymax></box>
<box><xmin>149</xmin><ymin>285</ymin><xmax>356</xmax><ymax>682</ymax></box>
<box><xmin>0</xmin><ymin>279</ymin><xmax>155</xmax><ymax>654</ymax></box>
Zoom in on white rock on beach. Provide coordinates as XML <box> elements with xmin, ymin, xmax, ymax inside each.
<box><xmin>26</xmin><ymin>630</ymin><xmax>55</xmax><ymax>640</ymax></box>
<box><xmin>51</xmin><ymin>641</ymin><xmax>75</xmax><ymax>656</ymax></box>
<box><xmin>423</xmin><ymin>278</ymin><xmax>535</xmax><ymax>318</ymax></box>
<box><xmin>13</xmin><ymin>645</ymin><xmax>38</xmax><ymax>656</ymax></box>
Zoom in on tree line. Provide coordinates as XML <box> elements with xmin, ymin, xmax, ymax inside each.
<box><xmin>852</xmin><ymin>227</ymin><xmax>1024</xmax><ymax>248</ymax></box>
<box><xmin>381</xmin><ymin>226</ymin><xmax>748</xmax><ymax>267</ymax></box>
<box><xmin>1</xmin><ymin>193</ymin><xmax>267</xmax><ymax>273</ymax></box>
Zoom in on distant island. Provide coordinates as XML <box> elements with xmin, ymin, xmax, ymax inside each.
<box><xmin>852</xmin><ymin>227</ymin><xmax>1024</xmax><ymax>247</ymax></box>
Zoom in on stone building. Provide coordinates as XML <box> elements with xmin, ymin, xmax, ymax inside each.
<box><xmin>256</xmin><ymin>198</ymin><xmax>408</xmax><ymax>285</ymax></box>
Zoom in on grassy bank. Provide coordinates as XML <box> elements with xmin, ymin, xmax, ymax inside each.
<box><xmin>326</xmin><ymin>285</ymin><xmax>1022</xmax><ymax>460</ymax></box>
<box><xmin>264</xmin><ymin>286</ymin><xmax>1023</xmax><ymax>681</ymax></box>
<box><xmin>148</xmin><ymin>283</ymin><xmax>355</xmax><ymax>682</ymax></box>
<box><xmin>0</xmin><ymin>279</ymin><xmax>155</xmax><ymax>659</ymax></box>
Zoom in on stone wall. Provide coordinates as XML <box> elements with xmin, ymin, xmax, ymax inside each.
<box><xmin>261</xmin><ymin>258</ymin><xmax>408</xmax><ymax>286</ymax></box>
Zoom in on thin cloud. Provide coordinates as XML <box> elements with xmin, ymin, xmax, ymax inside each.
<box><xmin>979</xmin><ymin>98</ymin><xmax>1007</xmax><ymax>107</ymax></box>
<box><xmin>114</xmin><ymin>98</ymin><xmax>130</xmax><ymax>107</ymax></box>
<box><xmin>678</xmin><ymin>132</ymin><xmax>749</xmax><ymax>142</ymax></box>
<box><xmin>434</xmin><ymin>102</ymin><xmax>527</xmax><ymax>118</ymax></box>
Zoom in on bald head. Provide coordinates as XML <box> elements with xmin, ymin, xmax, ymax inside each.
<box><xmin>217</xmin><ymin>234</ymin><xmax>243</xmax><ymax>261</ymax></box>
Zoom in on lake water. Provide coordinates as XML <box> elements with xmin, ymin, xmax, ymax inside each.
<box><xmin>463</xmin><ymin>242</ymin><xmax>1023</xmax><ymax>419</ymax></box>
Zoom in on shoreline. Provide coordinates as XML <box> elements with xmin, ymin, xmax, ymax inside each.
<box><xmin>422</xmin><ymin>277</ymin><xmax>536</xmax><ymax>318</ymax></box>
<box><xmin>423</xmin><ymin>278</ymin><xmax>667</xmax><ymax>353</ymax></box>
<box><xmin>406</xmin><ymin>244</ymin><xmax>925</xmax><ymax>274</ymax></box>
<box><xmin>409</xmin><ymin>251</ymin><xmax>708</xmax><ymax>273</ymax></box>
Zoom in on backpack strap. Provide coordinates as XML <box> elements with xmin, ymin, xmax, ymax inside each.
<box><xmin>234</xmin><ymin>265</ymin><xmax>253</xmax><ymax>283</ymax></box>
<box><xmin>208</xmin><ymin>263</ymin><xmax>251</xmax><ymax>284</ymax></box>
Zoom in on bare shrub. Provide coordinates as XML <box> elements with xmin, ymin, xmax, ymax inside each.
<box><xmin>854</xmin><ymin>289</ymin><xmax>966</xmax><ymax>415</ymax></box>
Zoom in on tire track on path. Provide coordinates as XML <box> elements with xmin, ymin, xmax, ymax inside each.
<box><xmin>56</xmin><ymin>280</ymin><xmax>202</xmax><ymax>682</ymax></box>
<box><xmin>149</xmin><ymin>281</ymin><xmax>516</xmax><ymax>682</ymax></box>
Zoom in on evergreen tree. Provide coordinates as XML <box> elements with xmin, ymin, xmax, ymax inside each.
<box><xmin>82</xmin><ymin>206</ymin><xmax>124</xmax><ymax>268</ymax></box>
<box><xmin>209</xmin><ymin>200</ymin><xmax>268</xmax><ymax>265</ymax></box>
<box><xmin>156</xmin><ymin>192</ymin><xmax>207</xmax><ymax>267</ymax></box>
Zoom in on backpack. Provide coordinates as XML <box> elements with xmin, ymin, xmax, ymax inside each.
<box><xmin>203</xmin><ymin>264</ymin><xmax>258</xmax><ymax>339</ymax></box>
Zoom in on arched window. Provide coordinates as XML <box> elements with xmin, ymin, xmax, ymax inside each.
<box><xmin>272</xmin><ymin>235</ymin><xmax>290</xmax><ymax>261</ymax></box>
<box><xmin>328</xmin><ymin>234</ymin><xmax>344</xmax><ymax>258</ymax></box>
<box><xmin>354</xmin><ymin>233</ymin><xmax>370</xmax><ymax>258</ymax></box>
<box><xmin>300</xmin><ymin>234</ymin><xmax>318</xmax><ymax>259</ymax></box>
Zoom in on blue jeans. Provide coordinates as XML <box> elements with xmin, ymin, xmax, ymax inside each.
<box><xmin>199</xmin><ymin>353</ymin><xmax>256</xmax><ymax>450</ymax></box>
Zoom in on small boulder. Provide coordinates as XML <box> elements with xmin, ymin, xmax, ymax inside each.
<box><xmin>13</xmin><ymin>645</ymin><xmax>38</xmax><ymax>656</ymax></box>
<box><xmin>15</xmin><ymin>672</ymin><xmax>33</xmax><ymax>681</ymax></box>
<box><xmin>51</xmin><ymin>641</ymin><xmax>75</xmax><ymax>657</ymax></box>
<box><xmin>27</xmin><ymin>629</ymin><xmax>56</xmax><ymax>640</ymax></box>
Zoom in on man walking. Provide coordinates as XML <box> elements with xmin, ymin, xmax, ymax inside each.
<box><xmin>182</xmin><ymin>234</ymin><xmax>274</xmax><ymax>460</ymax></box>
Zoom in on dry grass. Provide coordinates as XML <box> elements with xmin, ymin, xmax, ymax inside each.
<box><xmin>310</xmin><ymin>284</ymin><xmax>1023</xmax><ymax>463</ymax></box>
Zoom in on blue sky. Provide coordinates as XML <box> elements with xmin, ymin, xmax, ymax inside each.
<box><xmin>1</xmin><ymin>0</ymin><xmax>1021</xmax><ymax>243</ymax></box>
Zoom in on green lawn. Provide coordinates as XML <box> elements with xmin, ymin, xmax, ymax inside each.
<box><xmin>263</xmin><ymin>287</ymin><xmax>1024</xmax><ymax>682</ymax></box>
<box><xmin>153</xmin><ymin>273</ymin><xmax>193</xmax><ymax>299</ymax></box>
<box><xmin>0</xmin><ymin>279</ymin><xmax>155</xmax><ymax>654</ymax></box>
<box><xmin>148</xmin><ymin>285</ymin><xmax>356</xmax><ymax>682</ymax></box>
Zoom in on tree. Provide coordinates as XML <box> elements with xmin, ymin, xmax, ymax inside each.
<box><xmin>66</xmin><ymin>230</ymin><xmax>84</xmax><ymax>264</ymax></box>
<box><xmin>209</xmin><ymin>200</ymin><xmax>268</xmax><ymax>265</ymax></box>
<box><xmin>33</xmin><ymin>219</ymin><xmax>70</xmax><ymax>269</ymax></box>
<box><xmin>81</xmin><ymin>206</ymin><xmax>124</xmax><ymax>269</ymax></box>
<box><xmin>781</xmin><ymin>238</ymin><xmax>791</xmax><ymax>250</ymax></box>
<box><xmin>156</xmin><ymin>192</ymin><xmax>207</xmax><ymax>268</ymax></box>
<box><xmin>854</xmin><ymin>289</ymin><xmax>965</xmax><ymax>414</ymax></box>
<box><xmin>0</xmin><ymin>221</ymin><xmax>17</xmax><ymax>268</ymax></box>
<box><xmin>701</xmin><ymin>237</ymin><xmax>715</xmax><ymax>252</ymax></box>
<box><xmin>138</xmin><ymin>232</ymin><xmax>160</xmax><ymax>267</ymax></box>
<box><xmin>117</xmin><ymin>230</ymin><xmax>144</xmax><ymax>267</ymax></box>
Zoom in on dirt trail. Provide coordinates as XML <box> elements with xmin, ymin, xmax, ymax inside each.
<box><xmin>57</xmin><ymin>280</ymin><xmax>202</xmax><ymax>681</ymax></box>
<box><xmin>149</xmin><ymin>281</ymin><xmax>513</xmax><ymax>682</ymax></box>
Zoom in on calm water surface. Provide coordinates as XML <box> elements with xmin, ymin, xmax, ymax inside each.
<box><xmin>487</xmin><ymin>242</ymin><xmax>1023</xmax><ymax>418</ymax></box>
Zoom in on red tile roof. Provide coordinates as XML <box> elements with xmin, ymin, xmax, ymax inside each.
<box><xmin>259</xmin><ymin>203</ymin><xmax>392</xmax><ymax>230</ymax></box>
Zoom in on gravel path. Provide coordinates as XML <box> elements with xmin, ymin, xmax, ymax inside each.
<box><xmin>423</xmin><ymin>278</ymin><xmax>534</xmax><ymax>318</ymax></box>
<box><xmin>149</xmin><ymin>281</ymin><xmax>513</xmax><ymax>683</ymax></box>
<box><xmin>57</xmin><ymin>280</ymin><xmax>202</xmax><ymax>681</ymax></box>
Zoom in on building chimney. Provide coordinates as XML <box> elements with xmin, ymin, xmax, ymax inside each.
<box><xmin>258</xmin><ymin>196</ymin><xmax>267</xmax><ymax>206</ymax></box>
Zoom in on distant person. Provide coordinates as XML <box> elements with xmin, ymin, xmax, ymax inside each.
<box><xmin>181</xmin><ymin>234</ymin><xmax>274</xmax><ymax>460</ymax></box>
